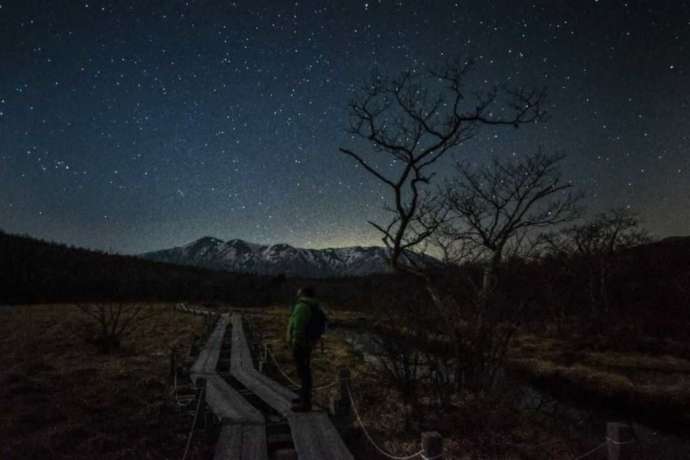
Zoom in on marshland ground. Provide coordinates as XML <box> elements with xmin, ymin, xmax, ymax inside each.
<box><xmin>3</xmin><ymin>303</ymin><xmax>689</xmax><ymax>459</ymax></box>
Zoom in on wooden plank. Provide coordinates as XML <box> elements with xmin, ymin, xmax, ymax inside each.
<box><xmin>230</xmin><ymin>314</ymin><xmax>289</xmax><ymax>400</ymax></box>
<box><xmin>230</xmin><ymin>314</ymin><xmax>254</xmax><ymax>372</ymax></box>
<box><xmin>191</xmin><ymin>324</ymin><xmax>223</xmax><ymax>381</ymax></box>
<box><xmin>230</xmin><ymin>314</ymin><xmax>296</xmax><ymax>414</ymax></box>
<box><xmin>288</xmin><ymin>412</ymin><xmax>354</xmax><ymax>460</ymax></box>
<box><xmin>187</xmin><ymin>313</ymin><xmax>269</xmax><ymax>460</ymax></box>
<box><xmin>232</xmin><ymin>368</ymin><xmax>294</xmax><ymax>416</ymax></box>
<box><xmin>205</xmin><ymin>374</ymin><xmax>264</xmax><ymax>425</ymax></box>
<box><xmin>191</xmin><ymin>314</ymin><xmax>229</xmax><ymax>383</ymax></box>
<box><xmin>230</xmin><ymin>313</ymin><xmax>354</xmax><ymax>460</ymax></box>
<box><xmin>250</xmin><ymin>369</ymin><xmax>298</xmax><ymax>402</ymax></box>
<box><xmin>214</xmin><ymin>424</ymin><xmax>241</xmax><ymax>460</ymax></box>
<box><xmin>214</xmin><ymin>423</ymin><xmax>268</xmax><ymax>460</ymax></box>
<box><xmin>241</xmin><ymin>424</ymin><xmax>269</xmax><ymax>460</ymax></box>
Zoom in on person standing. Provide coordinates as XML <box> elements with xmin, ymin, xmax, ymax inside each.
<box><xmin>286</xmin><ymin>286</ymin><xmax>322</xmax><ymax>412</ymax></box>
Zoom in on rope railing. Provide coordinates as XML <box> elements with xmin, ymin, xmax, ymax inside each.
<box><xmin>346</xmin><ymin>381</ymin><xmax>439</xmax><ymax>460</ymax></box>
<box><xmin>346</xmin><ymin>376</ymin><xmax>640</xmax><ymax>460</ymax></box>
<box><xmin>571</xmin><ymin>435</ymin><xmax>636</xmax><ymax>460</ymax></box>
<box><xmin>266</xmin><ymin>348</ymin><xmax>299</xmax><ymax>387</ymax></box>
<box><xmin>572</xmin><ymin>441</ymin><xmax>608</xmax><ymax>460</ymax></box>
<box><xmin>266</xmin><ymin>346</ymin><xmax>340</xmax><ymax>391</ymax></box>
<box><xmin>173</xmin><ymin>304</ymin><xmax>636</xmax><ymax>460</ymax></box>
<box><xmin>606</xmin><ymin>437</ymin><xmax>635</xmax><ymax>446</ymax></box>
<box><xmin>263</xmin><ymin>342</ymin><xmax>444</xmax><ymax>458</ymax></box>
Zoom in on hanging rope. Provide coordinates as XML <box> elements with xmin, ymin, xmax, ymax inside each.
<box><xmin>267</xmin><ymin>349</ymin><xmax>300</xmax><ymax>387</ymax></box>
<box><xmin>571</xmin><ymin>434</ymin><xmax>636</xmax><ymax>460</ymax></box>
<box><xmin>266</xmin><ymin>347</ymin><xmax>339</xmax><ymax>391</ymax></box>
<box><xmin>571</xmin><ymin>441</ymin><xmax>607</xmax><ymax>460</ymax></box>
<box><xmin>606</xmin><ymin>437</ymin><xmax>636</xmax><ymax>446</ymax></box>
<box><xmin>346</xmin><ymin>381</ymin><xmax>427</xmax><ymax>460</ymax></box>
<box><xmin>314</xmin><ymin>380</ymin><xmax>340</xmax><ymax>391</ymax></box>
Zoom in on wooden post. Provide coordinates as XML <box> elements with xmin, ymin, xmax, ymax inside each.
<box><xmin>330</xmin><ymin>368</ymin><xmax>352</xmax><ymax>432</ymax></box>
<box><xmin>422</xmin><ymin>432</ymin><xmax>443</xmax><ymax>460</ymax></box>
<box><xmin>607</xmin><ymin>422</ymin><xmax>634</xmax><ymax>460</ymax></box>
<box><xmin>263</xmin><ymin>344</ymin><xmax>273</xmax><ymax>373</ymax></box>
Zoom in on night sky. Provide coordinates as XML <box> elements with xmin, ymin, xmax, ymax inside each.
<box><xmin>1</xmin><ymin>1</ymin><xmax>689</xmax><ymax>254</ymax></box>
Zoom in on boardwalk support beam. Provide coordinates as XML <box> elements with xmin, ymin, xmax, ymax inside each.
<box><xmin>260</xmin><ymin>343</ymin><xmax>272</xmax><ymax>373</ymax></box>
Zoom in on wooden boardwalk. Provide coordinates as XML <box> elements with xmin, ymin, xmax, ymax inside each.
<box><xmin>190</xmin><ymin>313</ymin><xmax>228</xmax><ymax>384</ymax></box>
<box><xmin>185</xmin><ymin>308</ymin><xmax>268</xmax><ymax>460</ymax></box>
<box><xmin>177</xmin><ymin>305</ymin><xmax>354</xmax><ymax>459</ymax></box>
<box><xmin>230</xmin><ymin>313</ymin><xmax>354</xmax><ymax>460</ymax></box>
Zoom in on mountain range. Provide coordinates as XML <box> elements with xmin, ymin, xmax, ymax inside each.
<box><xmin>140</xmin><ymin>236</ymin><xmax>434</xmax><ymax>277</ymax></box>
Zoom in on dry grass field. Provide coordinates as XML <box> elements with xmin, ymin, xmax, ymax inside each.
<box><xmin>243</xmin><ymin>307</ymin><xmax>580</xmax><ymax>459</ymax></box>
<box><xmin>508</xmin><ymin>333</ymin><xmax>690</xmax><ymax>433</ymax></box>
<box><xmin>247</xmin><ymin>306</ymin><xmax>690</xmax><ymax>459</ymax></box>
<box><xmin>0</xmin><ymin>304</ymin><xmax>206</xmax><ymax>460</ymax></box>
<box><xmin>4</xmin><ymin>303</ymin><xmax>687</xmax><ymax>459</ymax></box>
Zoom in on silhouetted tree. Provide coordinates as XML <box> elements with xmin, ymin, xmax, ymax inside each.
<box><xmin>439</xmin><ymin>150</ymin><xmax>582</xmax><ymax>294</ymax></box>
<box><xmin>541</xmin><ymin>208</ymin><xmax>651</xmax><ymax>319</ymax></box>
<box><xmin>340</xmin><ymin>57</ymin><xmax>548</xmax><ymax>393</ymax></box>
<box><xmin>340</xmin><ymin>57</ymin><xmax>547</xmax><ymax>275</ymax></box>
<box><xmin>403</xmin><ymin>151</ymin><xmax>581</xmax><ymax>390</ymax></box>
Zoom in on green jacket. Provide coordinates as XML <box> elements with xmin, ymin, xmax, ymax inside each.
<box><xmin>286</xmin><ymin>296</ymin><xmax>318</xmax><ymax>348</ymax></box>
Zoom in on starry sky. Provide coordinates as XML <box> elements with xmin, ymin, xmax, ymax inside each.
<box><xmin>1</xmin><ymin>0</ymin><xmax>689</xmax><ymax>254</ymax></box>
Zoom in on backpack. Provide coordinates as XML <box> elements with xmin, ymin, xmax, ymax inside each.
<box><xmin>306</xmin><ymin>303</ymin><xmax>328</xmax><ymax>344</ymax></box>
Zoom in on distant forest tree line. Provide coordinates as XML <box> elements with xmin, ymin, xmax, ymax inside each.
<box><xmin>2</xmin><ymin>220</ymin><xmax>688</xmax><ymax>339</ymax></box>
<box><xmin>0</xmin><ymin>230</ymin><xmax>285</xmax><ymax>306</ymax></box>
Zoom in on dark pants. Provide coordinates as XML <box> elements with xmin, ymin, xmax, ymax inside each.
<box><xmin>293</xmin><ymin>344</ymin><xmax>312</xmax><ymax>404</ymax></box>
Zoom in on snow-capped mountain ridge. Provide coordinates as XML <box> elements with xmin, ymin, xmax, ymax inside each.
<box><xmin>141</xmin><ymin>236</ymin><xmax>434</xmax><ymax>277</ymax></box>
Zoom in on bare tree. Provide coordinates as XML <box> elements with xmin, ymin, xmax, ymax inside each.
<box><xmin>559</xmin><ymin>209</ymin><xmax>650</xmax><ymax>258</ymax></box>
<box><xmin>340</xmin><ymin>58</ymin><xmax>551</xmax><ymax>397</ymax></box>
<box><xmin>77</xmin><ymin>303</ymin><xmax>158</xmax><ymax>353</ymax></box>
<box><xmin>408</xmin><ymin>152</ymin><xmax>582</xmax><ymax>391</ymax></box>
<box><xmin>440</xmin><ymin>150</ymin><xmax>582</xmax><ymax>293</ymax></box>
<box><xmin>540</xmin><ymin>209</ymin><xmax>651</xmax><ymax>318</ymax></box>
<box><xmin>429</xmin><ymin>226</ymin><xmax>484</xmax><ymax>266</ymax></box>
<box><xmin>339</xmin><ymin>58</ymin><xmax>547</xmax><ymax>274</ymax></box>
